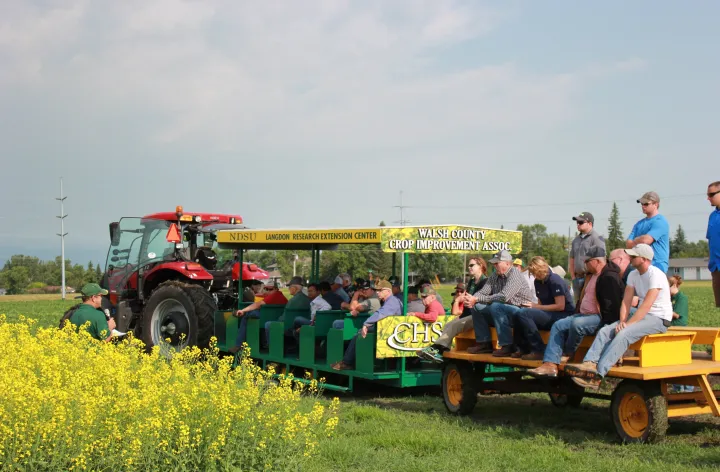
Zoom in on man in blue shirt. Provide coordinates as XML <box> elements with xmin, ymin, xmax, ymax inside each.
<box><xmin>707</xmin><ymin>181</ymin><xmax>720</xmax><ymax>307</ymax></box>
<box><xmin>627</xmin><ymin>191</ymin><xmax>670</xmax><ymax>273</ymax></box>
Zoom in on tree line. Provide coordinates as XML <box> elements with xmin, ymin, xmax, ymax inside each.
<box><xmin>0</xmin><ymin>255</ymin><xmax>102</xmax><ymax>295</ymax></box>
<box><xmin>0</xmin><ymin>205</ymin><xmax>709</xmax><ymax>294</ymax></box>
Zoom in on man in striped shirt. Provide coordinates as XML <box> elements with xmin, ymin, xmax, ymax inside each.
<box><xmin>466</xmin><ymin>250</ymin><xmax>536</xmax><ymax>357</ymax></box>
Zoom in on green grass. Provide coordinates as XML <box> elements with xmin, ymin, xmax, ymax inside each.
<box><xmin>2</xmin><ymin>283</ymin><xmax>720</xmax><ymax>471</ymax></box>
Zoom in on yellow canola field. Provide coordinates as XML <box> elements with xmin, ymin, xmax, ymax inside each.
<box><xmin>0</xmin><ymin>315</ymin><xmax>338</xmax><ymax>471</ymax></box>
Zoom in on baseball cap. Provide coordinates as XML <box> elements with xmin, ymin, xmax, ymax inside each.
<box><xmin>420</xmin><ymin>286</ymin><xmax>436</xmax><ymax>297</ymax></box>
<box><xmin>512</xmin><ymin>258</ymin><xmax>524</xmax><ymax>266</ymax></box>
<box><xmin>407</xmin><ymin>286</ymin><xmax>419</xmax><ymax>295</ymax></box>
<box><xmin>288</xmin><ymin>276</ymin><xmax>305</xmax><ymax>286</ymax></box>
<box><xmin>584</xmin><ymin>246</ymin><xmax>607</xmax><ymax>260</ymax></box>
<box><xmin>81</xmin><ymin>283</ymin><xmax>108</xmax><ymax>297</ymax></box>
<box><xmin>374</xmin><ymin>280</ymin><xmax>392</xmax><ymax>290</ymax></box>
<box><xmin>625</xmin><ymin>244</ymin><xmax>654</xmax><ymax>261</ymax></box>
<box><xmin>572</xmin><ymin>212</ymin><xmax>595</xmax><ymax>224</ymax></box>
<box><xmin>637</xmin><ymin>191</ymin><xmax>660</xmax><ymax>204</ymax></box>
<box><xmin>489</xmin><ymin>250</ymin><xmax>513</xmax><ymax>263</ymax></box>
<box><xmin>452</xmin><ymin>282</ymin><xmax>466</xmax><ymax>295</ymax></box>
<box><xmin>333</xmin><ymin>275</ymin><xmax>343</xmax><ymax>285</ymax></box>
<box><xmin>359</xmin><ymin>279</ymin><xmax>374</xmax><ymax>290</ymax></box>
<box><xmin>388</xmin><ymin>275</ymin><xmax>401</xmax><ymax>287</ymax></box>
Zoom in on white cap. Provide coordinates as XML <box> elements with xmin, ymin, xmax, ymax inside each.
<box><xmin>551</xmin><ymin>265</ymin><xmax>566</xmax><ymax>278</ymax></box>
<box><xmin>625</xmin><ymin>244</ymin><xmax>654</xmax><ymax>261</ymax></box>
<box><xmin>333</xmin><ymin>276</ymin><xmax>343</xmax><ymax>285</ymax></box>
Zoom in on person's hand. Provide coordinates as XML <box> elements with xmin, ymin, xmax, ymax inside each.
<box><xmin>522</xmin><ymin>302</ymin><xmax>533</xmax><ymax>308</ymax></box>
<box><xmin>360</xmin><ymin>325</ymin><xmax>368</xmax><ymax>338</ymax></box>
<box><xmin>108</xmin><ymin>318</ymin><xmax>117</xmax><ymax>331</ymax></box>
<box><xmin>615</xmin><ymin>321</ymin><xmax>627</xmax><ymax>333</ymax></box>
<box><xmin>350</xmin><ymin>310</ymin><xmax>359</xmax><ymax>317</ymax></box>
<box><xmin>235</xmin><ymin>309</ymin><xmax>245</xmax><ymax>318</ymax></box>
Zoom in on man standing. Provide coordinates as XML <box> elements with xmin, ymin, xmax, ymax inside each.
<box><xmin>707</xmin><ymin>181</ymin><xmax>720</xmax><ymax>307</ymax></box>
<box><xmin>566</xmin><ymin>244</ymin><xmax>672</xmax><ymax>389</ymax></box>
<box><xmin>67</xmin><ymin>283</ymin><xmax>116</xmax><ymax>342</ymax></box>
<box><xmin>465</xmin><ymin>250</ymin><xmax>536</xmax><ymax>357</ymax></box>
<box><xmin>627</xmin><ymin>191</ymin><xmax>670</xmax><ymax>273</ymax></box>
<box><xmin>569</xmin><ymin>212</ymin><xmax>606</xmax><ymax>303</ymax></box>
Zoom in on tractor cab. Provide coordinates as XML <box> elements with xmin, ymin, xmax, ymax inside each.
<box><xmin>104</xmin><ymin>207</ymin><xmax>267</xmax><ymax>351</ymax></box>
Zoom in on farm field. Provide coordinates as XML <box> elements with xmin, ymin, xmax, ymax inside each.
<box><xmin>2</xmin><ymin>282</ymin><xmax>720</xmax><ymax>471</ymax></box>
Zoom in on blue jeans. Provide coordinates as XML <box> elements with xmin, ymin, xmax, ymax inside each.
<box><xmin>342</xmin><ymin>325</ymin><xmax>376</xmax><ymax>365</ymax></box>
<box><xmin>572</xmin><ymin>277</ymin><xmax>585</xmax><ymax>303</ymax></box>
<box><xmin>584</xmin><ymin>315</ymin><xmax>667</xmax><ymax>377</ymax></box>
<box><xmin>542</xmin><ymin>314</ymin><xmax>601</xmax><ymax>364</ymax></box>
<box><xmin>290</xmin><ymin>316</ymin><xmax>312</xmax><ymax>340</ymax></box>
<box><xmin>234</xmin><ymin>309</ymin><xmax>260</xmax><ymax>348</ymax></box>
<box><xmin>332</xmin><ymin>319</ymin><xmax>345</xmax><ymax>330</ymax></box>
<box><xmin>472</xmin><ymin>303</ymin><xmax>519</xmax><ymax>347</ymax></box>
<box><xmin>514</xmin><ymin>309</ymin><xmax>570</xmax><ymax>353</ymax></box>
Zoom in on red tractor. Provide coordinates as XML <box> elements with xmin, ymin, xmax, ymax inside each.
<box><xmin>104</xmin><ymin>206</ymin><xmax>268</xmax><ymax>350</ymax></box>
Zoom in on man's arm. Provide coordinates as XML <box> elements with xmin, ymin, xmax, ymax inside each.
<box><xmin>632</xmin><ymin>235</ymin><xmax>655</xmax><ymax>245</ymax></box>
<box><xmin>363</xmin><ymin>298</ymin><xmax>401</xmax><ymax>326</ymax></box>
<box><xmin>486</xmin><ymin>271</ymin><xmax>528</xmax><ymax>304</ymax></box>
<box><xmin>625</xmin><ymin>288</ymin><xmax>660</xmax><ymax>326</ymax></box>
<box><xmin>534</xmin><ymin>295</ymin><xmax>566</xmax><ymax>312</ymax></box>
<box><xmin>568</xmin><ymin>257</ymin><xmax>576</xmax><ymax>279</ymax></box>
<box><xmin>236</xmin><ymin>299</ymin><xmax>265</xmax><ymax>315</ymax></box>
<box><xmin>618</xmin><ymin>284</ymin><xmax>635</xmax><ymax>324</ymax></box>
<box><xmin>345</xmin><ymin>290</ymin><xmax>362</xmax><ymax>311</ymax></box>
<box><xmin>451</xmin><ymin>296</ymin><xmax>464</xmax><ymax>315</ymax></box>
<box><xmin>472</xmin><ymin>275</ymin><xmax>494</xmax><ymax>303</ymax></box>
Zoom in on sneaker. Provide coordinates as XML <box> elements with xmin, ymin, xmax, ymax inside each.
<box><xmin>492</xmin><ymin>345</ymin><xmax>515</xmax><ymax>357</ymax></box>
<box><xmin>571</xmin><ymin>376</ymin><xmax>601</xmax><ymax>390</ymax></box>
<box><xmin>527</xmin><ymin>362</ymin><xmax>558</xmax><ymax>377</ymax></box>
<box><xmin>521</xmin><ymin>352</ymin><xmax>544</xmax><ymax>361</ymax></box>
<box><xmin>331</xmin><ymin>361</ymin><xmax>353</xmax><ymax>371</ymax></box>
<box><xmin>467</xmin><ymin>342</ymin><xmax>494</xmax><ymax>354</ymax></box>
<box><xmin>417</xmin><ymin>346</ymin><xmax>444</xmax><ymax>364</ymax></box>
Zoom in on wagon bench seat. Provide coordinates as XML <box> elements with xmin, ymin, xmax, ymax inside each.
<box><xmin>449</xmin><ymin>326</ymin><xmax>698</xmax><ymax>370</ymax></box>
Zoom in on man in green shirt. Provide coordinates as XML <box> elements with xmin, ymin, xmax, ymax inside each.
<box><xmin>265</xmin><ymin>276</ymin><xmax>310</xmax><ymax>346</ymax></box>
<box><xmin>69</xmin><ymin>283</ymin><xmax>116</xmax><ymax>342</ymax></box>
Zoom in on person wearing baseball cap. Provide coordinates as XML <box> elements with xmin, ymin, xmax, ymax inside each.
<box><xmin>570</xmin><ymin>211</ymin><xmax>606</xmax><ymax>304</ymax></box>
<box><xmin>332</xmin><ymin>279</ymin><xmax>403</xmax><ymax>371</ymax></box>
<box><xmin>464</xmin><ymin>249</ymin><xmax>536</xmax><ymax>357</ymax></box>
<box><xmin>706</xmin><ymin>180</ymin><xmax>720</xmax><ymax>307</ymax></box>
<box><xmin>331</xmin><ymin>275</ymin><xmax>350</xmax><ymax>303</ymax></box>
<box><xmin>388</xmin><ymin>275</ymin><xmax>403</xmax><ymax>300</ymax></box>
<box><xmin>231</xmin><ymin>280</ymin><xmax>288</xmax><ymax>354</ymax></box>
<box><xmin>262</xmin><ymin>276</ymin><xmax>310</xmax><ymax>348</ymax></box>
<box><xmin>407</xmin><ymin>286</ymin><xmax>445</xmax><ymax>322</ymax></box>
<box><xmin>66</xmin><ymin>283</ymin><xmax>116</xmax><ymax>342</ymax></box>
<box><xmin>626</xmin><ymin>191</ymin><xmax>670</xmax><ymax>273</ymax></box>
<box><xmin>566</xmin><ymin>243</ymin><xmax>673</xmax><ymax>389</ymax></box>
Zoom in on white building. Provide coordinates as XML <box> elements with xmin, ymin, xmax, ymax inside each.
<box><xmin>668</xmin><ymin>258</ymin><xmax>712</xmax><ymax>281</ymax></box>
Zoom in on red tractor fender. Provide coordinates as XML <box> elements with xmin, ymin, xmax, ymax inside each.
<box><xmin>232</xmin><ymin>262</ymin><xmax>270</xmax><ymax>281</ymax></box>
<box><xmin>144</xmin><ymin>262</ymin><xmax>214</xmax><ymax>283</ymax></box>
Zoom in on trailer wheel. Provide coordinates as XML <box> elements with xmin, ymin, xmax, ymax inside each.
<box><xmin>442</xmin><ymin>362</ymin><xmax>477</xmax><ymax>415</ymax></box>
<box><xmin>611</xmin><ymin>380</ymin><xmax>668</xmax><ymax>443</ymax></box>
<box><xmin>549</xmin><ymin>392</ymin><xmax>584</xmax><ymax>408</ymax></box>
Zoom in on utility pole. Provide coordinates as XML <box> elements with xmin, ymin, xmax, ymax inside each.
<box><xmin>56</xmin><ymin>178</ymin><xmax>68</xmax><ymax>300</ymax></box>
<box><xmin>391</xmin><ymin>190</ymin><xmax>410</xmax><ymax>288</ymax></box>
<box><xmin>292</xmin><ymin>253</ymin><xmax>298</xmax><ymax>277</ymax></box>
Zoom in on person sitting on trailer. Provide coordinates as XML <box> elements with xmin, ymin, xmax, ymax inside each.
<box><xmin>290</xmin><ymin>282</ymin><xmax>332</xmax><ymax>341</ymax></box>
<box><xmin>565</xmin><ymin>244</ymin><xmax>672</xmax><ymax>389</ymax></box>
<box><xmin>465</xmin><ymin>250</ymin><xmax>536</xmax><ymax>357</ymax></box>
<box><xmin>406</xmin><ymin>286</ymin><xmax>425</xmax><ymax>313</ymax></box>
<box><xmin>230</xmin><ymin>281</ymin><xmax>288</xmax><ymax>354</ymax></box>
<box><xmin>408</xmin><ymin>286</ymin><xmax>445</xmax><ymax>321</ymax></box>
<box><xmin>415</xmin><ymin>279</ymin><xmax>444</xmax><ymax>307</ymax></box>
<box><xmin>340</xmin><ymin>273</ymin><xmax>353</xmax><ymax>298</ymax></box>
<box><xmin>528</xmin><ymin>247</ymin><xmax>624</xmax><ymax>377</ymax></box>
<box><xmin>333</xmin><ymin>280</ymin><xmax>381</xmax><ymax>329</ymax></box>
<box><xmin>242</xmin><ymin>279</ymin><xmax>264</xmax><ymax>303</ymax></box>
<box><xmin>319</xmin><ymin>281</ymin><xmax>344</xmax><ymax>310</ymax></box>
<box><xmin>263</xmin><ymin>276</ymin><xmax>310</xmax><ymax>347</ymax></box>
<box><xmin>331</xmin><ymin>280</ymin><xmax>402</xmax><ymax>371</ymax></box>
<box><xmin>417</xmin><ymin>255</ymin><xmax>489</xmax><ymax>363</ymax></box>
<box><xmin>512</xmin><ymin>256</ymin><xmax>575</xmax><ymax>360</ymax></box>
<box><xmin>388</xmin><ymin>275</ymin><xmax>403</xmax><ymax>301</ymax></box>
<box><xmin>331</xmin><ymin>275</ymin><xmax>351</xmax><ymax>303</ymax></box>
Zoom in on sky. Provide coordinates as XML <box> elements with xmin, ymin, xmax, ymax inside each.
<box><xmin>1</xmin><ymin>0</ymin><xmax>718</xmax><ymax>268</ymax></box>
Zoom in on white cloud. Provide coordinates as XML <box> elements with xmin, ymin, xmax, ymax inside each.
<box><xmin>0</xmin><ymin>0</ymin><xmax>643</xmax><ymax>155</ymax></box>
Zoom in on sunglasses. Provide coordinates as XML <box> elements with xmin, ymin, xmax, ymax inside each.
<box><xmin>708</xmin><ymin>190</ymin><xmax>720</xmax><ymax>198</ymax></box>
<box><xmin>640</xmin><ymin>202</ymin><xmax>654</xmax><ymax>207</ymax></box>
<box><xmin>468</xmin><ymin>263</ymin><xmax>477</xmax><ymax>269</ymax></box>
<box><xmin>576</xmin><ymin>221</ymin><xmax>586</xmax><ymax>225</ymax></box>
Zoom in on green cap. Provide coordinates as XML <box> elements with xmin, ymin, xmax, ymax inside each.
<box><xmin>420</xmin><ymin>286</ymin><xmax>436</xmax><ymax>297</ymax></box>
<box><xmin>374</xmin><ymin>280</ymin><xmax>392</xmax><ymax>290</ymax></box>
<box><xmin>80</xmin><ymin>283</ymin><xmax>108</xmax><ymax>297</ymax></box>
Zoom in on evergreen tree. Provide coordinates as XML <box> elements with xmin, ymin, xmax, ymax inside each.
<box><xmin>670</xmin><ymin>225</ymin><xmax>688</xmax><ymax>258</ymax></box>
<box><xmin>606</xmin><ymin>202</ymin><xmax>625</xmax><ymax>251</ymax></box>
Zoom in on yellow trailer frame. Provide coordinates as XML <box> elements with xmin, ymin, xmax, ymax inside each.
<box><xmin>441</xmin><ymin>326</ymin><xmax>720</xmax><ymax>443</ymax></box>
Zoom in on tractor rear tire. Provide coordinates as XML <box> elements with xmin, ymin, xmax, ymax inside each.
<box><xmin>141</xmin><ymin>281</ymin><xmax>216</xmax><ymax>351</ymax></box>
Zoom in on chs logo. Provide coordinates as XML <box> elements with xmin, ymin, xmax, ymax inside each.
<box><xmin>386</xmin><ymin>322</ymin><xmax>444</xmax><ymax>351</ymax></box>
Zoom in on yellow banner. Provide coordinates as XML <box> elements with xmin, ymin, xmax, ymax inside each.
<box><xmin>217</xmin><ymin>228</ymin><xmax>382</xmax><ymax>244</ymax></box>
<box><xmin>381</xmin><ymin>226</ymin><xmax>523</xmax><ymax>254</ymax></box>
<box><xmin>375</xmin><ymin>315</ymin><xmax>455</xmax><ymax>358</ymax></box>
